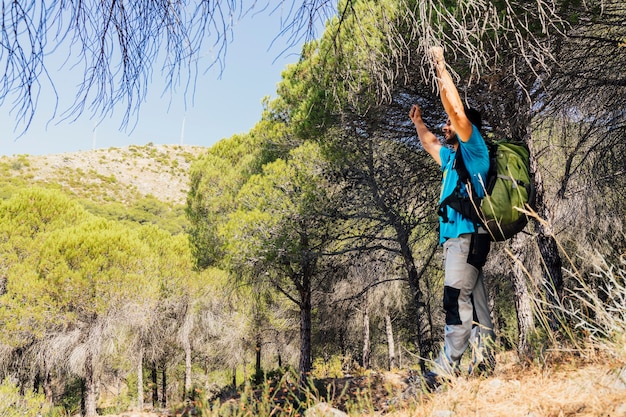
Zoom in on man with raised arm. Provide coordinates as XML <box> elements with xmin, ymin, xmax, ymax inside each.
<box><xmin>409</xmin><ymin>47</ymin><xmax>495</xmax><ymax>390</ymax></box>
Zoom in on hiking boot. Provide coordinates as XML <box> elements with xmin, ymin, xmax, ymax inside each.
<box><xmin>468</xmin><ymin>361</ymin><xmax>494</xmax><ymax>377</ymax></box>
<box><xmin>422</xmin><ymin>370</ymin><xmax>441</xmax><ymax>392</ymax></box>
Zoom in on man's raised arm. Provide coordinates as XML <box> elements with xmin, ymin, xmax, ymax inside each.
<box><xmin>409</xmin><ymin>104</ymin><xmax>442</xmax><ymax>166</ymax></box>
<box><xmin>430</xmin><ymin>47</ymin><xmax>473</xmax><ymax>142</ymax></box>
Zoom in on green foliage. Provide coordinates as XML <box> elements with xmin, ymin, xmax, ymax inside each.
<box><xmin>311</xmin><ymin>356</ymin><xmax>345</xmax><ymax>379</ymax></box>
<box><xmin>187</xmin><ymin>152</ymin><xmax>240</xmax><ymax>268</ymax></box>
<box><xmin>221</xmin><ymin>141</ymin><xmax>332</xmax><ymax>276</ymax></box>
<box><xmin>0</xmin><ymin>183</ymin><xmax>203</xmax><ymax>415</ymax></box>
<box><xmin>0</xmin><ymin>201</ymin><xmax>171</xmax><ymax>351</ymax></box>
<box><xmin>216</xmin><ymin>141</ymin><xmax>341</xmax><ymax>377</ymax></box>
<box><xmin>208</xmin><ymin>132</ymin><xmax>264</xmax><ymax>177</ymax></box>
<box><xmin>186</xmin><ymin>130</ymin><xmax>284</xmax><ymax>269</ymax></box>
<box><xmin>273</xmin><ymin>52</ymin><xmax>337</xmax><ymax>141</ymax></box>
<box><xmin>0</xmin><ymin>265</ymin><xmax>57</xmax><ymax>346</ymax></box>
<box><xmin>137</xmin><ymin>224</ymin><xmax>194</xmax><ymax>299</ymax></box>
<box><xmin>80</xmin><ymin>195</ymin><xmax>189</xmax><ymax>235</ymax></box>
<box><xmin>128</xmin><ymin>196</ymin><xmax>185</xmax><ymax>231</ymax></box>
<box><xmin>0</xmin><ymin>189</ymin><xmax>96</xmax><ymax>346</ymax></box>
<box><xmin>0</xmin><ymin>182</ymin><xmax>24</xmax><ymax>201</ymax></box>
<box><xmin>0</xmin><ymin>187</ymin><xmax>91</xmax><ymax>238</ymax></box>
<box><xmin>58</xmin><ymin>377</ymin><xmax>84</xmax><ymax>416</ymax></box>
<box><xmin>38</xmin><ymin>218</ymin><xmax>159</xmax><ymax>318</ymax></box>
<box><xmin>0</xmin><ymin>378</ymin><xmax>51</xmax><ymax>417</ymax></box>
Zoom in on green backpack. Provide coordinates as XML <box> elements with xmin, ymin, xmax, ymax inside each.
<box><xmin>439</xmin><ymin>140</ymin><xmax>535</xmax><ymax>241</ymax></box>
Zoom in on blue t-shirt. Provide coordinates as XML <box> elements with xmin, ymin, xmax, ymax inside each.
<box><xmin>438</xmin><ymin>126</ymin><xmax>489</xmax><ymax>244</ymax></box>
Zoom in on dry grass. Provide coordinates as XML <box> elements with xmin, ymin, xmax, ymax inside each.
<box><xmin>400</xmin><ymin>357</ymin><xmax>626</xmax><ymax>417</ymax></box>
<box><xmin>182</xmin><ymin>352</ymin><xmax>625</xmax><ymax>417</ymax></box>
<box><xmin>100</xmin><ymin>413</ymin><xmax>161</xmax><ymax>417</ymax></box>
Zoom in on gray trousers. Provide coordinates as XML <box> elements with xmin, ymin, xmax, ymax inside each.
<box><xmin>434</xmin><ymin>233</ymin><xmax>495</xmax><ymax>376</ymax></box>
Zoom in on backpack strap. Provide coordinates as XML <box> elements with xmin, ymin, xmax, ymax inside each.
<box><xmin>437</xmin><ymin>148</ymin><xmax>483</xmax><ymax>227</ymax></box>
<box><xmin>453</xmin><ymin>145</ymin><xmax>471</xmax><ymax>184</ymax></box>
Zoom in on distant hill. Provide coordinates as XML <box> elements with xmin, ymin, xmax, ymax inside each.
<box><xmin>1</xmin><ymin>144</ymin><xmax>207</xmax><ymax>206</ymax></box>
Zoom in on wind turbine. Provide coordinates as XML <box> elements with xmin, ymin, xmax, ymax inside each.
<box><xmin>180</xmin><ymin>114</ymin><xmax>186</xmax><ymax>145</ymax></box>
<box><xmin>92</xmin><ymin>122</ymin><xmax>97</xmax><ymax>150</ymax></box>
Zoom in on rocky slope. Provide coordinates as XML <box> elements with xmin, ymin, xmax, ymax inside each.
<box><xmin>2</xmin><ymin>144</ymin><xmax>207</xmax><ymax>205</ymax></box>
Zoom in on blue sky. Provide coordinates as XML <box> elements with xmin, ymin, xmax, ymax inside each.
<box><xmin>0</xmin><ymin>5</ymin><xmax>326</xmax><ymax>156</ymax></box>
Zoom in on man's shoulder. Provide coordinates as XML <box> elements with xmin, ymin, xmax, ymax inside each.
<box><xmin>466</xmin><ymin>125</ymin><xmax>486</xmax><ymax>145</ymax></box>
<box><xmin>459</xmin><ymin>127</ymin><xmax>488</xmax><ymax>154</ymax></box>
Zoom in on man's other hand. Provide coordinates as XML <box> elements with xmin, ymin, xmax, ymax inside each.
<box><xmin>409</xmin><ymin>104</ymin><xmax>422</xmax><ymax>125</ymax></box>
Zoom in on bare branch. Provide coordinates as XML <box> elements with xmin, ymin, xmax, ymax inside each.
<box><xmin>0</xmin><ymin>0</ymin><xmax>339</xmax><ymax>134</ymax></box>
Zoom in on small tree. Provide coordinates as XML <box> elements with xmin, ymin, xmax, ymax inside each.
<box><xmin>221</xmin><ymin>141</ymin><xmax>340</xmax><ymax>378</ymax></box>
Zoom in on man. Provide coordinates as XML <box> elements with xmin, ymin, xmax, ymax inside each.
<box><xmin>409</xmin><ymin>47</ymin><xmax>495</xmax><ymax>388</ymax></box>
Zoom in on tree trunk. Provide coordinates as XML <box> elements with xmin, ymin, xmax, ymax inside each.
<box><xmin>43</xmin><ymin>369</ymin><xmax>53</xmax><ymax>403</ymax></box>
<box><xmin>116</xmin><ymin>372</ymin><xmax>122</xmax><ymax>413</ymax></box>
<box><xmin>84</xmin><ymin>352</ymin><xmax>98</xmax><ymax>417</ymax></box>
<box><xmin>184</xmin><ymin>342</ymin><xmax>192</xmax><ymax>397</ymax></box>
<box><xmin>34</xmin><ymin>371</ymin><xmax>43</xmax><ymax>395</ymax></box>
<box><xmin>161</xmin><ymin>360</ymin><xmax>167</xmax><ymax>408</ymax></box>
<box><xmin>510</xmin><ymin>236</ymin><xmax>536</xmax><ymax>361</ymax></box>
<box><xmin>299</xmin><ymin>273</ymin><xmax>312</xmax><ymax>380</ymax></box>
<box><xmin>489</xmin><ymin>279</ymin><xmax>511</xmax><ymax>350</ymax></box>
<box><xmin>137</xmin><ymin>347</ymin><xmax>144</xmax><ymax>411</ymax></box>
<box><xmin>488</xmin><ymin>76</ymin><xmax>565</xmax><ymax>333</ymax></box>
<box><xmin>537</xmin><ymin>233</ymin><xmax>564</xmax><ymax>328</ymax></box>
<box><xmin>362</xmin><ymin>297</ymin><xmax>371</xmax><ymax>369</ymax></box>
<box><xmin>512</xmin><ymin>272</ymin><xmax>535</xmax><ymax>360</ymax></box>
<box><xmin>151</xmin><ymin>361</ymin><xmax>158</xmax><ymax>407</ymax></box>
<box><xmin>385</xmin><ymin>312</ymin><xmax>396</xmax><ymax>370</ymax></box>
<box><xmin>423</xmin><ymin>272</ymin><xmax>436</xmax><ymax>353</ymax></box>
<box><xmin>397</xmin><ymin>234</ymin><xmax>437</xmax><ymax>372</ymax></box>
<box><xmin>80</xmin><ymin>378</ymin><xmax>86</xmax><ymax>416</ymax></box>
<box><xmin>181</xmin><ymin>306</ymin><xmax>193</xmax><ymax>398</ymax></box>
<box><xmin>528</xmin><ymin>139</ymin><xmax>564</xmax><ymax>329</ymax></box>
<box><xmin>254</xmin><ymin>335</ymin><xmax>262</xmax><ymax>384</ymax></box>
<box><xmin>242</xmin><ymin>355</ymin><xmax>248</xmax><ymax>388</ymax></box>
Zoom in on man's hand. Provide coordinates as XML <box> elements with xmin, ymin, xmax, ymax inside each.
<box><xmin>429</xmin><ymin>46</ymin><xmax>445</xmax><ymax>69</ymax></box>
<box><xmin>409</xmin><ymin>104</ymin><xmax>423</xmax><ymax>125</ymax></box>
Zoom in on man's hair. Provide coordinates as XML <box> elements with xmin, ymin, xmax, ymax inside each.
<box><xmin>464</xmin><ymin>107</ymin><xmax>482</xmax><ymax>130</ymax></box>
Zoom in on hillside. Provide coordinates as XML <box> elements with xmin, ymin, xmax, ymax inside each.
<box><xmin>1</xmin><ymin>143</ymin><xmax>207</xmax><ymax>205</ymax></box>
